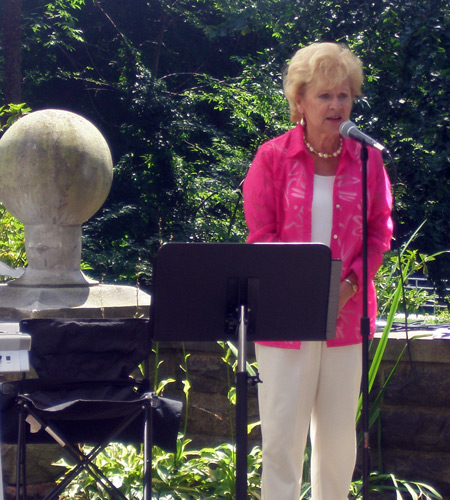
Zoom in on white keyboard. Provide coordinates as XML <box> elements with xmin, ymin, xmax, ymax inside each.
<box><xmin>0</xmin><ymin>328</ymin><xmax>31</xmax><ymax>373</ymax></box>
<box><xmin>0</xmin><ymin>324</ymin><xmax>31</xmax><ymax>500</ymax></box>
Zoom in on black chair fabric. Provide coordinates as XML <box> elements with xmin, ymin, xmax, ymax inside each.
<box><xmin>21</xmin><ymin>317</ymin><xmax>151</xmax><ymax>381</ymax></box>
<box><xmin>0</xmin><ymin>317</ymin><xmax>183</xmax><ymax>499</ymax></box>
<box><xmin>1</xmin><ymin>379</ymin><xmax>181</xmax><ymax>450</ymax></box>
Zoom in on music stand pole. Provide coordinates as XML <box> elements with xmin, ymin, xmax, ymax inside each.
<box><xmin>236</xmin><ymin>304</ymin><xmax>249</xmax><ymax>500</ymax></box>
<box><xmin>361</xmin><ymin>142</ymin><xmax>370</xmax><ymax>499</ymax></box>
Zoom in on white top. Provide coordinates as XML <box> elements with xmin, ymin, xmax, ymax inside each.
<box><xmin>311</xmin><ymin>174</ymin><xmax>335</xmax><ymax>246</ymax></box>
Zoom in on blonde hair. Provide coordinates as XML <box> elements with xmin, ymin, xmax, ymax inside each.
<box><xmin>283</xmin><ymin>42</ymin><xmax>364</xmax><ymax>123</ymax></box>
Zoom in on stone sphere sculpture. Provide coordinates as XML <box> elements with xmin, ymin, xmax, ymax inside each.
<box><xmin>0</xmin><ymin>109</ymin><xmax>113</xmax><ymax>286</ymax></box>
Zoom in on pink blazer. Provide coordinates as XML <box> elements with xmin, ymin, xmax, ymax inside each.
<box><xmin>243</xmin><ymin>124</ymin><xmax>393</xmax><ymax>349</ymax></box>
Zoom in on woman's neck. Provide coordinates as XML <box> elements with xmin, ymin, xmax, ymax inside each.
<box><xmin>313</xmin><ymin>156</ymin><xmax>339</xmax><ymax>176</ymax></box>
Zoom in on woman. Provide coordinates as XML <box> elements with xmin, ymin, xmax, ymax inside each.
<box><xmin>243</xmin><ymin>42</ymin><xmax>393</xmax><ymax>500</ymax></box>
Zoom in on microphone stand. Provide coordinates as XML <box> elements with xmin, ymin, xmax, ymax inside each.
<box><xmin>360</xmin><ymin>142</ymin><xmax>370</xmax><ymax>499</ymax></box>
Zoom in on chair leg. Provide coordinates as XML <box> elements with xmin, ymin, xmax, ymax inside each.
<box><xmin>16</xmin><ymin>405</ymin><xmax>27</xmax><ymax>500</ymax></box>
<box><xmin>14</xmin><ymin>393</ymin><xmax>160</xmax><ymax>500</ymax></box>
<box><xmin>36</xmin><ymin>408</ymin><xmax>143</xmax><ymax>500</ymax></box>
<box><xmin>43</xmin><ymin>461</ymin><xmax>128</xmax><ymax>500</ymax></box>
<box><xmin>40</xmin><ymin>426</ymin><xmax>133</xmax><ymax>500</ymax></box>
<box><xmin>143</xmin><ymin>395</ymin><xmax>154</xmax><ymax>500</ymax></box>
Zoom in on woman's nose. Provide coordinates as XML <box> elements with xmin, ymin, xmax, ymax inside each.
<box><xmin>330</xmin><ymin>96</ymin><xmax>341</xmax><ymax>109</ymax></box>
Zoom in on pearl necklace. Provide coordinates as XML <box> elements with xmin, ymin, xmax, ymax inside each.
<box><xmin>303</xmin><ymin>132</ymin><xmax>342</xmax><ymax>159</ymax></box>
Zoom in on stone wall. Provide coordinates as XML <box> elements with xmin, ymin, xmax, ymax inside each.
<box><xmin>3</xmin><ymin>335</ymin><xmax>449</xmax><ymax>497</ymax></box>
<box><xmin>369</xmin><ymin>334</ymin><xmax>450</xmax><ymax>498</ymax></box>
<box><xmin>156</xmin><ymin>335</ymin><xmax>450</xmax><ymax>498</ymax></box>
<box><xmin>153</xmin><ymin>341</ymin><xmax>260</xmax><ymax>448</ymax></box>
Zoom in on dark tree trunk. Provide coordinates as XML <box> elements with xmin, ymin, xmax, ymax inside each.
<box><xmin>1</xmin><ymin>0</ymin><xmax>23</xmax><ymax>103</ymax></box>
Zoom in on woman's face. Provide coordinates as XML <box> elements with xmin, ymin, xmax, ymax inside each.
<box><xmin>296</xmin><ymin>78</ymin><xmax>353</xmax><ymax>139</ymax></box>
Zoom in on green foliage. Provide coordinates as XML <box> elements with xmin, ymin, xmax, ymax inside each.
<box><xmin>349</xmin><ymin>473</ymin><xmax>442</xmax><ymax>499</ymax></box>
<box><xmin>353</xmin><ymin>0</ymin><xmax>450</xmax><ymax>283</ymax></box>
<box><xmin>152</xmin><ymin>439</ymin><xmax>261</xmax><ymax>499</ymax></box>
<box><xmin>2</xmin><ymin>0</ymin><xmax>448</xmax><ymax>286</ymax></box>
<box><xmin>27</xmin><ymin>0</ymin><xmax>86</xmax><ymax>51</ymax></box>
<box><xmin>432</xmin><ymin>299</ymin><xmax>450</xmax><ymax>324</ymax></box>
<box><xmin>0</xmin><ymin>103</ymin><xmax>31</xmax><ymax>132</ymax></box>
<box><xmin>58</xmin><ymin>439</ymin><xmax>262</xmax><ymax>500</ymax></box>
<box><xmin>56</xmin><ymin>443</ymin><xmax>149</xmax><ymax>500</ymax></box>
<box><xmin>0</xmin><ymin>104</ymin><xmax>29</xmax><ymax>280</ymax></box>
<box><xmin>358</xmin><ymin>227</ymin><xmax>449</xmax><ymax>430</ymax></box>
<box><xmin>57</xmin><ymin>438</ymin><xmax>442</xmax><ymax>499</ymax></box>
<box><xmin>0</xmin><ymin>204</ymin><xmax>26</xmax><ymax>278</ymax></box>
<box><xmin>376</xmin><ymin>224</ymin><xmax>449</xmax><ymax>317</ymax></box>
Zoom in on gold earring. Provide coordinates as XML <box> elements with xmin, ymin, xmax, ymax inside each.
<box><xmin>299</xmin><ymin>116</ymin><xmax>305</xmax><ymax>126</ymax></box>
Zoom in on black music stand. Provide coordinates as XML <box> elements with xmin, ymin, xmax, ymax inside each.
<box><xmin>150</xmin><ymin>242</ymin><xmax>342</xmax><ymax>500</ymax></box>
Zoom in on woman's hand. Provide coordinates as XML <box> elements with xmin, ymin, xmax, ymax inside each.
<box><xmin>338</xmin><ymin>273</ymin><xmax>358</xmax><ymax>313</ymax></box>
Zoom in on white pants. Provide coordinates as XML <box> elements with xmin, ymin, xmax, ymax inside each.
<box><xmin>255</xmin><ymin>342</ymin><xmax>362</xmax><ymax>500</ymax></box>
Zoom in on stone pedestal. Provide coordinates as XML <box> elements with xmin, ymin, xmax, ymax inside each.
<box><xmin>0</xmin><ymin>109</ymin><xmax>152</xmax><ymax>493</ymax></box>
<box><xmin>0</xmin><ymin>109</ymin><xmax>113</xmax><ymax>288</ymax></box>
<box><xmin>0</xmin><ymin>108</ymin><xmax>150</xmax><ymax>317</ymax></box>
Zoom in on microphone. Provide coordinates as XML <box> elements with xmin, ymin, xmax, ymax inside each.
<box><xmin>339</xmin><ymin>121</ymin><xmax>386</xmax><ymax>152</ymax></box>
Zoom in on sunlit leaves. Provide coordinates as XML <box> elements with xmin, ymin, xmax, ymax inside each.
<box><xmin>0</xmin><ymin>204</ymin><xmax>26</xmax><ymax>281</ymax></box>
<box><xmin>29</xmin><ymin>0</ymin><xmax>86</xmax><ymax>50</ymax></box>
<box><xmin>3</xmin><ymin>0</ymin><xmax>448</xmax><ymax>287</ymax></box>
<box><xmin>0</xmin><ymin>102</ymin><xmax>31</xmax><ymax>132</ymax></box>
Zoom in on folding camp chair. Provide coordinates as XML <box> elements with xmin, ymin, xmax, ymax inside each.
<box><xmin>0</xmin><ymin>318</ymin><xmax>182</xmax><ymax>500</ymax></box>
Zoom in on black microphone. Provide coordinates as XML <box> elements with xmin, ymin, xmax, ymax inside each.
<box><xmin>339</xmin><ymin>121</ymin><xmax>386</xmax><ymax>152</ymax></box>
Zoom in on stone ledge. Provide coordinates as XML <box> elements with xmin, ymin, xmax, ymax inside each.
<box><xmin>372</xmin><ymin>331</ymin><xmax>450</xmax><ymax>364</ymax></box>
<box><xmin>0</xmin><ymin>283</ymin><xmax>150</xmax><ymax>319</ymax></box>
